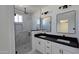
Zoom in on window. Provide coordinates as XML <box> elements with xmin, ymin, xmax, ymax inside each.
<box><xmin>14</xmin><ymin>14</ymin><xmax>23</xmax><ymax>23</ymax></box>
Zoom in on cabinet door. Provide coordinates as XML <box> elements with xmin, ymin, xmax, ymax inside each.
<box><xmin>63</xmin><ymin>50</ymin><xmax>71</xmax><ymax>54</ymax></box>
<box><xmin>36</xmin><ymin>38</ymin><xmax>46</xmax><ymax>54</ymax></box>
<box><xmin>52</xmin><ymin>48</ymin><xmax>71</xmax><ymax>54</ymax></box>
<box><xmin>32</xmin><ymin>33</ymin><xmax>37</xmax><ymax>50</ymax></box>
<box><xmin>52</xmin><ymin>46</ymin><xmax>61</xmax><ymax>54</ymax></box>
<box><xmin>52</xmin><ymin>42</ymin><xmax>73</xmax><ymax>54</ymax></box>
<box><xmin>32</xmin><ymin>31</ymin><xmax>43</xmax><ymax>50</ymax></box>
<box><xmin>46</xmin><ymin>41</ymin><xmax>52</xmax><ymax>54</ymax></box>
<box><xmin>62</xmin><ymin>49</ymin><xmax>72</xmax><ymax>54</ymax></box>
<box><xmin>52</xmin><ymin>42</ymin><xmax>62</xmax><ymax>54</ymax></box>
<box><xmin>36</xmin><ymin>38</ymin><xmax>42</xmax><ymax>51</ymax></box>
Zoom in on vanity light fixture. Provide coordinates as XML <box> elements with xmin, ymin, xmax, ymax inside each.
<box><xmin>41</xmin><ymin>11</ymin><xmax>49</xmax><ymax>15</ymax></box>
<box><xmin>59</xmin><ymin>5</ymin><xmax>71</xmax><ymax>9</ymax></box>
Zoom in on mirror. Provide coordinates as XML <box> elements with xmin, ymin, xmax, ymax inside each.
<box><xmin>41</xmin><ymin>16</ymin><xmax>51</xmax><ymax>32</ymax></box>
<box><xmin>57</xmin><ymin>10</ymin><xmax>76</xmax><ymax>33</ymax></box>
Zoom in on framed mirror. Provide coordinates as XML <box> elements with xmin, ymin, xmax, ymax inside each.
<box><xmin>57</xmin><ymin>10</ymin><xmax>76</xmax><ymax>33</ymax></box>
<box><xmin>41</xmin><ymin>16</ymin><xmax>51</xmax><ymax>32</ymax></box>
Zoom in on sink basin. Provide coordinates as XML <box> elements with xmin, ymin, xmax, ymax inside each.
<box><xmin>57</xmin><ymin>39</ymin><xmax>70</xmax><ymax>44</ymax></box>
<box><xmin>39</xmin><ymin>36</ymin><xmax>46</xmax><ymax>38</ymax></box>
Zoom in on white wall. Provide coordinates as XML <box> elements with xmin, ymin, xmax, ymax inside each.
<box><xmin>32</xmin><ymin>10</ymin><xmax>41</xmax><ymax>30</ymax></box>
<box><xmin>0</xmin><ymin>5</ymin><xmax>15</xmax><ymax>54</ymax></box>
<box><xmin>32</xmin><ymin>5</ymin><xmax>79</xmax><ymax>42</ymax></box>
<box><xmin>23</xmin><ymin>14</ymin><xmax>32</xmax><ymax>31</ymax></box>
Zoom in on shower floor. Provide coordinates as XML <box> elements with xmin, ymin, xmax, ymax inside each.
<box><xmin>16</xmin><ymin>43</ymin><xmax>32</xmax><ymax>54</ymax></box>
<box><xmin>16</xmin><ymin>43</ymin><xmax>42</xmax><ymax>54</ymax></box>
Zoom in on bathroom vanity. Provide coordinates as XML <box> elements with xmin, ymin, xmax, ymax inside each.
<box><xmin>32</xmin><ymin>31</ymin><xmax>79</xmax><ymax>54</ymax></box>
<box><xmin>31</xmin><ymin>10</ymin><xmax>78</xmax><ymax>54</ymax></box>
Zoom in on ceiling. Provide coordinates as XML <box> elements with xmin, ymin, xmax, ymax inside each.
<box><xmin>15</xmin><ymin>5</ymin><xmax>47</xmax><ymax>14</ymax></box>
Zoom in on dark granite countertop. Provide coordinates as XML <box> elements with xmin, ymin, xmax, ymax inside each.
<box><xmin>34</xmin><ymin>33</ymin><xmax>79</xmax><ymax>48</ymax></box>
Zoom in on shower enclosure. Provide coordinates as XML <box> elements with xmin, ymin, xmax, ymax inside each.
<box><xmin>14</xmin><ymin>13</ymin><xmax>32</xmax><ymax>54</ymax></box>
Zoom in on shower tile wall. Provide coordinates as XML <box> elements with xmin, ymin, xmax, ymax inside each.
<box><xmin>15</xmin><ymin>31</ymin><xmax>32</xmax><ymax>54</ymax></box>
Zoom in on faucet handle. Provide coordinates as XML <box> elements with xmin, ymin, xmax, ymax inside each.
<box><xmin>63</xmin><ymin>35</ymin><xmax>65</xmax><ymax>37</ymax></box>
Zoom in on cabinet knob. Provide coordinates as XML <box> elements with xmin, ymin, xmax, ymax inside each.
<box><xmin>62</xmin><ymin>50</ymin><xmax>63</xmax><ymax>54</ymax></box>
<box><xmin>47</xmin><ymin>46</ymin><xmax>49</xmax><ymax>48</ymax></box>
<box><xmin>38</xmin><ymin>42</ymin><xmax>40</xmax><ymax>44</ymax></box>
<box><xmin>59</xmin><ymin>50</ymin><xmax>63</xmax><ymax>54</ymax></box>
<box><xmin>59</xmin><ymin>50</ymin><xmax>61</xmax><ymax>53</ymax></box>
<box><xmin>47</xmin><ymin>52</ymin><xmax>49</xmax><ymax>54</ymax></box>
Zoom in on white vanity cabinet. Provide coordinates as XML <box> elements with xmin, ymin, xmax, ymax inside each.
<box><xmin>52</xmin><ymin>46</ymin><xmax>72</xmax><ymax>54</ymax></box>
<box><xmin>45</xmin><ymin>40</ymin><xmax>52</xmax><ymax>54</ymax></box>
<box><xmin>32</xmin><ymin>31</ymin><xmax>52</xmax><ymax>54</ymax></box>
<box><xmin>52</xmin><ymin>45</ymin><xmax>61</xmax><ymax>54</ymax></box>
<box><xmin>52</xmin><ymin>42</ymin><xmax>72</xmax><ymax>54</ymax></box>
<box><xmin>36</xmin><ymin>38</ymin><xmax>46</xmax><ymax>54</ymax></box>
<box><xmin>35</xmin><ymin>38</ymin><xmax>52</xmax><ymax>54</ymax></box>
<box><xmin>62</xmin><ymin>50</ymin><xmax>72</xmax><ymax>54</ymax></box>
<box><xmin>32</xmin><ymin>31</ymin><xmax>43</xmax><ymax>50</ymax></box>
<box><xmin>32</xmin><ymin>31</ymin><xmax>79</xmax><ymax>54</ymax></box>
<box><xmin>36</xmin><ymin>38</ymin><xmax>52</xmax><ymax>54</ymax></box>
<box><xmin>32</xmin><ymin>31</ymin><xmax>37</xmax><ymax>50</ymax></box>
<box><xmin>52</xmin><ymin>44</ymin><xmax>72</xmax><ymax>54</ymax></box>
<box><xmin>52</xmin><ymin>42</ymin><xmax>79</xmax><ymax>54</ymax></box>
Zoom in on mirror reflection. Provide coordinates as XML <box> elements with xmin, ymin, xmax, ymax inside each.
<box><xmin>57</xmin><ymin>10</ymin><xmax>76</xmax><ymax>33</ymax></box>
<box><xmin>41</xmin><ymin>16</ymin><xmax>51</xmax><ymax>32</ymax></box>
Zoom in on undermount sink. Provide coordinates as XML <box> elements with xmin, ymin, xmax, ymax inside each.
<box><xmin>39</xmin><ymin>36</ymin><xmax>46</xmax><ymax>38</ymax></box>
<box><xmin>57</xmin><ymin>39</ymin><xmax>70</xmax><ymax>44</ymax></box>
